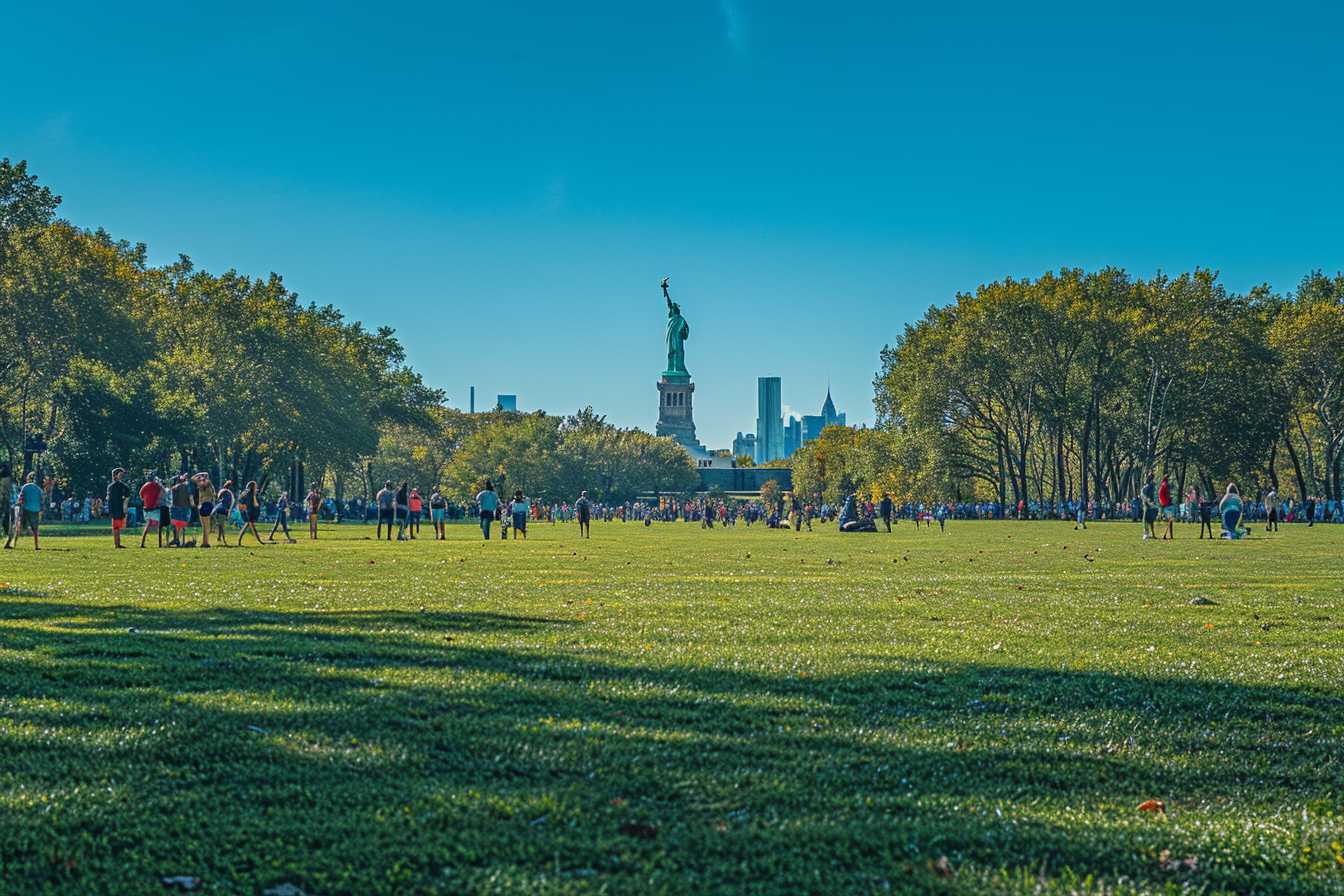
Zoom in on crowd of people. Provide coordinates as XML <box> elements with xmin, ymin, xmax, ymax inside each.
<box><xmin>0</xmin><ymin>463</ymin><xmax>1336</xmax><ymax>551</ymax></box>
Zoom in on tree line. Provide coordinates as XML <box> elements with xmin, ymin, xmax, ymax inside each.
<box><xmin>792</xmin><ymin>266</ymin><xmax>1343</xmax><ymax>507</ymax></box>
<box><xmin>0</xmin><ymin>159</ymin><xmax>697</xmax><ymax>504</ymax></box>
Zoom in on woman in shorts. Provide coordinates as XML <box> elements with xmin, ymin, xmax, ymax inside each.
<box><xmin>429</xmin><ymin>488</ymin><xmax>447</xmax><ymax>540</ymax></box>
<box><xmin>306</xmin><ymin>486</ymin><xmax>321</xmax><ymax>540</ymax></box>
<box><xmin>194</xmin><ymin>473</ymin><xmax>216</xmax><ymax>547</ymax></box>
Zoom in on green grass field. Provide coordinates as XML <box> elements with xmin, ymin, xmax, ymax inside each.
<box><xmin>0</xmin><ymin>519</ymin><xmax>1340</xmax><ymax>894</ymax></box>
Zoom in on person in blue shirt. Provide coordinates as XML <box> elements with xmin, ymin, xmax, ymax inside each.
<box><xmin>475</xmin><ymin>480</ymin><xmax>499</xmax><ymax>540</ymax></box>
<box><xmin>6</xmin><ymin>472</ymin><xmax>44</xmax><ymax>550</ymax></box>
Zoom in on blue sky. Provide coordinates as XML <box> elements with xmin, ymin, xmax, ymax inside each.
<box><xmin>4</xmin><ymin>2</ymin><xmax>1342</xmax><ymax>448</ymax></box>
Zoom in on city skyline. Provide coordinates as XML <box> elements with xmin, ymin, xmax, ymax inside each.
<box><xmin>5</xmin><ymin>4</ymin><xmax>1341</xmax><ymax>449</ymax></box>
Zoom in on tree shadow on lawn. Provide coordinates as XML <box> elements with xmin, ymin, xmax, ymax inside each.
<box><xmin>0</xmin><ymin>597</ymin><xmax>1339</xmax><ymax>894</ymax></box>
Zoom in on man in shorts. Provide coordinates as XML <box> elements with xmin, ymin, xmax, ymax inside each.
<box><xmin>139</xmin><ymin>473</ymin><xmax>166</xmax><ymax>548</ymax></box>
<box><xmin>106</xmin><ymin>467</ymin><xmax>132</xmax><ymax>548</ymax></box>
<box><xmin>1158</xmin><ymin>474</ymin><xmax>1175</xmax><ymax>540</ymax></box>
<box><xmin>5</xmin><ymin>472</ymin><xmax>43</xmax><ymax>549</ymax></box>
<box><xmin>169</xmin><ymin>473</ymin><xmax>194</xmax><ymax>546</ymax></box>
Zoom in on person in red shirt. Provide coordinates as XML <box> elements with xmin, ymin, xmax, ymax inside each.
<box><xmin>1158</xmin><ymin>474</ymin><xmax>1175</xmax><ymax>541</ymax></box>
<box><xmin>138</xmin><ymin>475</ymin><xmax>165</xmax><ymax>548</ymax></box>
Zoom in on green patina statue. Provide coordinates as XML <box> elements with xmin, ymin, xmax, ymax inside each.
<box><xmin>662</xmin><ymin>277</ymin><xmax>690</xmax><ymax>376</ymax></box>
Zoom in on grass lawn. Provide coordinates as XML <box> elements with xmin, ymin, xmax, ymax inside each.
<box><xmin>0</xmin><ymin>518</ymin><xmax>1341</xmax><ymax>894</ymax></box>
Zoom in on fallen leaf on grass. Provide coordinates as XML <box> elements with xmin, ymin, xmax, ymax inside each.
<box><xmin>1137</xmin><ymin>799</ymin><xmax>1166</xmax><ymax>813</ymax></box>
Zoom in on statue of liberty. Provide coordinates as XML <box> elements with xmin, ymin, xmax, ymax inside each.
<box><xmin>661</xmin><ymin>277</ymin><xmax>690</xmax><ymax>376</ymax></box>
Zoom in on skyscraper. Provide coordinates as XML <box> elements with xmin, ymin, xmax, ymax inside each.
<box><xmin>755</xmin><ymin>377</ymin><xmax>783</xmax><ymax>463</ymax></box>
<box><xmin>496</xmin><ymin>394</ymin><xmax>517</xmax><ymax>412</ymax></box>
<box><xmin>784</xmin><ymin>416</ymin><xmax>801</xmax><ymax>458</ymax></box>
<box><xmin>732</xmin><ymin>432</ymin><xmax>757</xmax><ymax>460</ymax></box>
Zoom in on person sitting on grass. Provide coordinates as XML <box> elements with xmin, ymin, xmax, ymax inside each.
<box><xmin>1220</xmin><ymin>483</ymin><xmax>1245</xmax><ymax>539</ymax></box>
<box><xmin>838</xmin><ymin>493</ymin><xmax>877</xmax><ymax>532</ymax></box>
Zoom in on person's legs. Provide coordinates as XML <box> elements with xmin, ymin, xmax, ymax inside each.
<box><xmin>310</xmin><ymin>513</ymin><xmax>318</xmax><ymax>539</ymax></box>
<box><xmin>480</xmin><ymin>510</ymin><xmax>492</xmax><ymax>540</ymax></box>
<box><xmin>269</xmin><ymin>513</ymin><xmax>283</xmax><ymax>540</ymax></box>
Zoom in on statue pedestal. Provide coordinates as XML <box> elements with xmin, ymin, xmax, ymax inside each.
<box><xmin>656</xmin><ymin>375</ymin><xmax>706</xmax><ymax>455</ymax></box>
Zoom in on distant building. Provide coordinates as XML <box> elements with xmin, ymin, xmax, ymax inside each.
<box><xmin>784</xmin><ymin>415</ymin><xmax>801</xmax><ymax>458</ymax></box>
<box><xmin>733</xmin><ymin>432</ymin><xmax>757</xmax><ymax>459</ymax></box>
<box><xmin>496</xmin><ymin>394</ymin><xmax>517</xmax><ymax>412</ymax></box>
<box><xmin>755</xmin><ymin>377</ymin><xmax>783</xmax><ymax>463</ymax></box>
<box><xmin>799</xmin><ymin>388</ymin><xmax>846</xmax><ymax>449</ymax></box>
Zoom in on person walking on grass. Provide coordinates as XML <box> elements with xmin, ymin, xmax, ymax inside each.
<box><xmin>306</xmin><ymin>485</ymin><xmax>321</xmax><ymax>540</ymax></box>
<box><xmin>268</xmin><ymin>491</ymin><xmax>297</xmax><ymax>543</ymax></box>
<box><xmin>510</xmin><ymin>490</ymin><xmax>529</xmax><ymax>540</ymax></box>
<box><xmin>106</xmin><ymin>467</ymin><xmax>131</xmax><ymax>549</ymax></box>
<box><xmin>1158</xmin><ymin>474</ymin><xmax>1175</xmax><ymax>540</ymax></box>
<box><xmin>375</xmin><ymin>480</ymin><xmax>395</xmax><ymax>541</ymax></box>
<box><xmin>5</xmin><ymin>472</ymin><xmax>43</xmax><ymax>550</ymax></box>
<box><xmin>476</xmin><ymin>480</ymin><xmax>499</xmax><ymax>540</ymax></box>
<box><xmin>575</xmin><ymin>490</ymin><xmax>592</xmax><ymax>538</ymax></box>
<box><xmin>429</xmin><ymin>488</ymin><xmax>447</xmax><ymax>540</ymax></box>
<box><xmin>138</xmin><ymin>473</ymin><xmax>165</xmax><ymax>548</ymax></box>
<box><xmin>194</xmin><ymin>473</ymin><xmax>216</xmax><ymax>548</ymax></box>
<box><xmin>1265</xmin><ymin>486</ymin><xmax>1279</xmax><ymax>533</ymax></box>
<box><xmin>879</xmin><ymin>493</ymin><xmax>893</xmax><ymax>532</ymax></box>
<box><xmin>236</xmin><ymin>481</ymin><xmax>265</xmax><ymax>546</ymax></box>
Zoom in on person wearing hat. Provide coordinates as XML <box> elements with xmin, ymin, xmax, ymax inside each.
<box><xmin>106</xmin><ymin>467</ymin><xmax>132</xmax><ymax>548</ymax></box>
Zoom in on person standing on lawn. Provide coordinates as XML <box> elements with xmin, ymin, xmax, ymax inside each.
<box><xmin>375</xmin><ymin>480</ymin><xmax>396</xmax><ymax>541</ymax></box>
<box><xmin>305</xmin><ymin>485</ymin><xmax>321</xmax><ymax>540</ymax></box>
<box><xmin>1140</xmin><ymin>474</ymin><xmax>1158</xmax><ymax>541</ymax></box>
<box><xmin>575</xmin><ymin>490</ymin><xmax>592</xmax><ymax>539</ymax></box>
<box><xmin>510</xmin><ymin>490</ymin><xmax>529</xmax><ymax>540</ymax></box>
<box><xmin>0</xmin><ymin>462</ymin><xmax>12</xmax><ymax>544</ymax></box>
<box><xmin>1158</xmin><ymin>474</ymin><xmax>1175</xmax><ymax>540</ymax></box>
<box><xmin>879</xmin><ymin>493</ymin><xmax>893</xmax><ymax>532</ymax></box>
<box><xmin>106</xmin><ymin>467</ymin><xmax>131</xmax><ymax>549</ymax></box>
<box><xmin>429</xmin><ymin>488</ymin><xmax>447</xmax><ymax>540</ymax></box>
<box><xmin>236</xmin><ymin>481</ymin><xmax>265</xmax><ymax>546</ymax></box>
<box><xmin>211</xmin><ymin>480</ymin><xmax>234</xmax><ymax>547</ymax></box>
<box><xmin>169</xmin><ymin>473</ymin><xmax>194</xmax><ymax>546</ymax></box>
<box><xmin>476</xmin><ymin>480</ymin><xmax>499</xmax><ymax>540</ymax></box>
<box><xmin>408</xmin><ymin>488</ymin><xmax>423</xmax><ymax>539</ymax></box>
<box><xmin>138</xmin><ymin>474</ymin><xmax>165</xmax><ymax>548</ymax></box>
<box><xmin>5</xmin><ymin>472</ymin><xmax>43</xmax><ymax>550</ymax></box>
<box><xmin>194</xmin><ymin>473</ymin><xmax>216</xmax><ymax>548</ymax></box>
<box><xmin>395</xmin><ymin>482</ymin><xmax>410</xmax><ymax>541</ymax></box>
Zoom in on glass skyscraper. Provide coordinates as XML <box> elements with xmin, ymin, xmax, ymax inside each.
<box><xmin>755</xmin><ymin>377</ymin><xmax>783</xmax><ymax>463</ymax></box>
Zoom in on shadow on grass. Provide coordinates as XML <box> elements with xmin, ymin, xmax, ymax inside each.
<box><xmin>0</xmin><ymin>597</ymin><xmax>1338</xmax><ymax>894</ymax></box>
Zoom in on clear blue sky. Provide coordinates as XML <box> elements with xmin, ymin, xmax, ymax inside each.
<box><xmin>5</xmin><ymin>2</ymin><xmax>1342</xmax><ymax>448</ymax></box>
